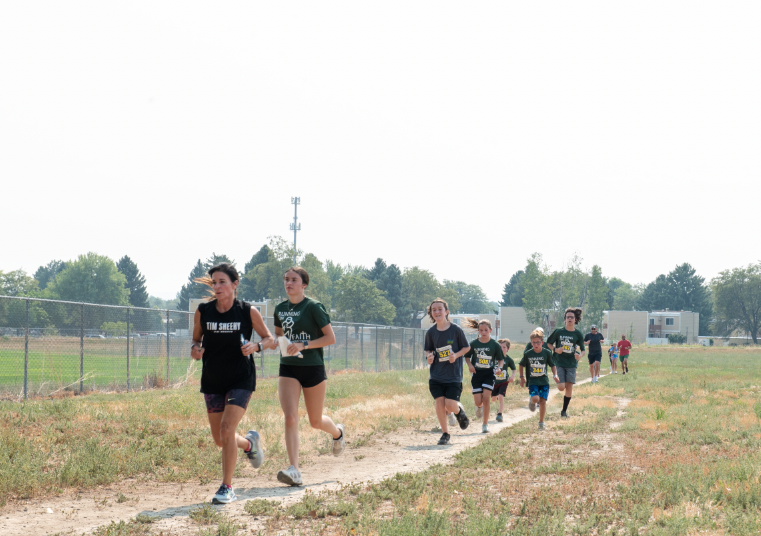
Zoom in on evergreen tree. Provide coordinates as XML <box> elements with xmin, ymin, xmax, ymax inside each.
<box><xmin>244</xmin><ymin>245</ymin><xmax>271</xmax><ymax>274</ymax></box>
<box><xmin>500</xmin><ymin>270</ymin><xmax>525</xmax><ymax>306</ymax></box>
<box><xmin>116</xmin><ymin>256</ymin><xmax>150</xmax><ymax>308</ymax></box>
<box><xmin>176</xmin><ymin>260</ymin><xmax>211</xmax><ymax>312</ymax></box>
<box><xmin>34</xmin><ymin>260</ymin><xmax>67</xmax><ymax>290</ymax></box>
<box><xmin>367</xmin><ymin>258</ymin><xmax>387</xmax><ymax>282</ymax></box>
<box><xmin>377</xmin><ymin>264</ymin><xmax>404</xmax><ymax>324</ymax></box>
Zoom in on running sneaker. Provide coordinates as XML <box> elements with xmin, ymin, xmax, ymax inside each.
<box><xmin>560</xmin><ymin>410</ymin><xmax>568</xmax><ymax>418</ymax></box>
<box><xmin>482</xmin><ymin>424</ymin><xmax>489</xmax><ymax>433</ymax></box>
<box><xmin>538</xmin><ymin>422</ymin><xmax>545</xmax><ymax>431</ymax></box>
<box><xmin>332</xmin><ymin>424</ymin><xmax>346</xmax><ymax>456</ymax></box>
<box><xmin>614</xmin><ymin>371</ymin><xmax>618</xmax><ymax>374</ymax></box>
<box><xmin>447</xmin><ymin>412</ymin><xmax>457</xmax><ymax>426</ymax></box>
<box><xmin>211</xmin><ymin>484</ymin><xmax>237</xmax><ymax>504</ymax></box>
<box><xmin>455</xmin><ymin>402</ymin><xmax>470</xmax><ymax>430</ymax></box>
<box><xmin>437</xmin><ymin>433</ymin><xmax>451</xmax><ymax>445</ymax></box>
<box><xmin>529</xmin><ymin>400</ymin><xmax>536</xmax><ymax>412</ymax></box>
<box><xmin>244</xmin><ymin>430</ymin><xmax>264</xmax><ymax>469</ymax></box>
<box><xmin>475</xmin><ymin>406</ymin><xmax>483</xmax><ymax>419</ymax></box>
<box><xmin>496</xmin><ymin>413</ymin><xmax>503</xmax><ymax>422</ymax></box>
<box><xmin>277</xmin><ymin>465</ymin><xmax>303</xmax><ymax>486</ymax></box>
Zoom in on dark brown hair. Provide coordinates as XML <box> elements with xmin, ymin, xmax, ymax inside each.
<box><xmin>195</xmin><ymin>262</ymin><xmax>240</xmax><ymax>301</ymax></box>
<box><xmin>564</xmin><ymin>307</ymin><xmax>583</xmax><ymax>325</ymax></box>
<box><xmin>427</xmin><ymin>298</ymin><xmax>450</xmax><ymax>323</ymax></box>
<box><xmin>284</xmin><ymin>266</ymin><xmax>310</xmax><ymax>286</ymax></box>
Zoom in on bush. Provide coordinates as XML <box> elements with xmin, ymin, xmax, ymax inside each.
<box><xmin>667</xmin><ymin>333</ymin><xmax>687</xmax><ymax>344</ymax></box>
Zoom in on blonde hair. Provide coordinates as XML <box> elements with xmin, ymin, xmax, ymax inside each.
<box><xmin>461</xmin><ymin>317</ymin><xmax>492</xmax><ymax>330</ymax></box>
<box><xmin>564</xmin><ymin>307</ymin><xmax>583</xmax><ymax>325</ymax></box>
<box><xmin>497</xmin><ymin>338</ymin><xmax>511</xmax><ymax>349</ymax></box>
<box><xmin>529</xmin><ymin>329</ymin><xmax>544</xmax><ymax>340</ymax></box>
<box><xmin>427</xmin><ymin>299</ymin><xmax>450</xmax><ymax>323</ymax></box>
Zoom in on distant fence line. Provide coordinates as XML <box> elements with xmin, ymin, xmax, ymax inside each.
<box><xmin>0</xmin><ymin>295</ymin><xmax>429</xmax><ymax>399</ymax></box>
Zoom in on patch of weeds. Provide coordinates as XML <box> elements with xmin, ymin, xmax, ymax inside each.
<box><xmin>91</xmin><ymin>519</ymin><xmax>153</xmax><ymax>536</ymax></box>
<box><xmin>134</xmin><ymin>514</ymin><xmax>157</xmax><ymax>524</ymax></box>
<box><xmin>189</xmin><ymin>503</ymin><xmax>222</xmax><ymax>525</ymax></box>
<box><xmin>354</xmin><ymin>454</ymin><xmax>365</xmax><ymax>461</ymax></box>
<box><xmin>243</xmin><ymin>499</ymin><xmax>280</xmax><ymax>517</ymax></box>
<box><xmin>116</xmin><ymin>492</ymin><xmax>128</xmax><ymax>503</ymax></box>
<box><xmin>197</xmin><ymin>516</ymin><xmax>241</xmax><ymax>536</ymax></box>
<box><xmin>655</xmin><ymin>407</ymin><xmax>666</xmax><ymax>420</ymax></box>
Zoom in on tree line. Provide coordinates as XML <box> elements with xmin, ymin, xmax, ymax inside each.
<box><xmin>2</xmin><ymin>243</ymin><xmax>760</xmax><ymax>341</ymax></box>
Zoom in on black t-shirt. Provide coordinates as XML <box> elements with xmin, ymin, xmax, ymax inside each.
<box><xmin>584</xmin><ymin>332</ymin><xmax>605</xmax><ymax>355</ymax></box>
<box><xmin>424</xmin><ymin>323</ymin><xmax>469</xmax><ymax>383</ymax></box>
<box><xmin>198</xmin><ymin>299</ymin><xmax>255</xmax><ymax>394</ymax></box>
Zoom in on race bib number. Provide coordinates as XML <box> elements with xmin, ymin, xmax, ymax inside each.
<box><xmin>495</xmin><ymin>368</ymin><xmax>506</xmax><ymax>380</ymax></box>
<box><xmin>562</xmin><ymin>343</ymin><xmax>573</xmax><ymax>353</ymax></box>
<box><xmin>475</xmin><ymin>356</ymin><xmax>491</xmax><ymax>369</ymax></box>
<box><xmin>530</xmin><ymin>361</ymin><xmax>546</xmax><ymax>377</ymax></box>
<box><xmin>437</xmin><ymin>345</ymin><xmax>453</xmax><ymax>362</ymax></box>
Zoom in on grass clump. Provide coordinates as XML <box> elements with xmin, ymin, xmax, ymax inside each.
<box><xmin>189</xmin><ymin>503</ymin><xmax>222</xmax><ymax>525</ymax></box>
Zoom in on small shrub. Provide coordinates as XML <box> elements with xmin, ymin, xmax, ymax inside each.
<box><xmin>189</xmin><ymin>503</ymin><xmax>222</xmax><ymax>525</ymax></box>
<box><xmin>244</xmin><ymin>499</ymin><xmax>279</xmax><ymax>517</ymax></box>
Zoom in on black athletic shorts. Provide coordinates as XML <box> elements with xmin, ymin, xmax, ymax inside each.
<box><xmin>279</xmin><ymin>364</ymin><xmax>327</xmax><ymax>388</ymax></box>
<box><xmin>588</xmin><ymin>353</ymin><xmax>602</xmax><ymax>364</ymax></box>
<box><xmin>204</xmin><ymin>389</ymin><xmax>253</xmax><ymax>414</ymax></box>
<box><xmin>429</xmin><ymin>380</ymin><xmax>462</xmax><ymax>401</ymax></box>
<box><xmin>471</xmin><ymin>369</ymin><xmax>496</xmax><ymax>393</ymax></box>
<box><xmin>492</xmin><ymin>382</ymin><xmax>509</xmax><ymax>397</ymax></box>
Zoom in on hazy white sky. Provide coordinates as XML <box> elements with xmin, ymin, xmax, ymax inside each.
<box><xmin>2</xmin><ymin>2</ymin><xmax>759</xmax><ymax>301</ymax></box>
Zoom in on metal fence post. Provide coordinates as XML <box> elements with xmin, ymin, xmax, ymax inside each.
<box><xmin>127</xmin><ymin>308</ymin><xmax>131</xmax><ymax>391</ymax></box>
<box><xmin>401</xmin><ymin>328</ymin><xmax>405</xmax><ymax>370</ymax></box>
<box><xmin>375</xmin><ymin>326</ymin><xmax>379</xmax><ymax>372</ymax></box>
<box><xmin>166</xmin><ymin>310</ymin><xmax>170</xmax><ymax>382</ymax></box>
<box><xmin>345</xmin><ymin>325</ymin><xmax>349</xmax><ymax>370</ymax></box>
<box><xmin>388</xmin><ymin>332</ymin><xmax>392</xmax><ymax>370</ymax></box>
<box><xmin>24</xmin><ymin>299</ymin><xmax>29</xmax><ymax>400</ymax></box>
<box><xmin>413</xmin><ymin>329</ymin><xmax>416</xmax><ymax>369</ymax></box>
<box><xmin>360</xmin><ymin>326</ymin><xmax>364</xmax><ymax>372</ymax></box>
<box><xmin>80</xmin><ymin>303</ymin><xmax>84</xmax><ymax>393</ymax></box>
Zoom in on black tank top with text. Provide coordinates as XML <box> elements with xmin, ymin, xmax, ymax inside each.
<box><xmin>198</xmin><ymin>299</ymin><xmax>256</xmax><ymax>394</ymax></box>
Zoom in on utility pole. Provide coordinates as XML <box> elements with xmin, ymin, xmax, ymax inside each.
<box><xmin>290</xmin><ymin>197</ymin><xmax>301</xmax><ymax>264</ymax></box>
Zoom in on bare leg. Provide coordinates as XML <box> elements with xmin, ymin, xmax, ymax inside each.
<box><xmin>539</xmin><ymin>398</ymin><xmax>547</xmax><ymax>422</ymax></box>
<box><xmin>594</xmin><ymin>362</ymin><xmax>600</xmax><ymax>377</ymax></box>
<box><xmin>473</xmin><ymin>392</ymin><xmax>483</xmax><ymax>409</ymax></box>
<box><xmin>565</xmin><ymin>384</ymin><xmax>574</xmax><ymax>397</ymax></box>
<box><xmin>207</xmin><ymin>406</ymin><xmax>248</xmax><ymax>486</ymax></box>
<box><xmin>302</xmin><ymin>380</ymin><xmax>340</xmax><ymax>438</ymax></box>
<box><xmin>498</xmin><ymin>394</ymin><xmax>505</xmax><ymax>414</ymax></box>
<box><xmin>278</xmin><ymin>376</ymin><xmax>303</xmax><ymax>470</ymax></box>
<box><xmin>482</xmin><ymin>391</ymin><xmax>491</xmax><ymax>424</ymax></box>
<box><xmin>434</xmin><ymin>397</ymin><xmax>449</xmax><ymax>434</ymax></box>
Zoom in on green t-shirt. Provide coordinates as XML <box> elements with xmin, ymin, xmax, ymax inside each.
<box><xmin>464</xmin><ymin>338</ymin><xmax>504</xmax><ymax>371</ymax></box>
<box><xmin>519</xmin><ymin>348</ymin><xmax>556</xmax><ymax>387</ymax></box>
<box><xmin>274</xmin><ymin>297</ymin><xmax>331</xmax><ymax>366</ymax></box>
<box><xmin>494</xmin><ymin>354</ymin><xmax>516</xmax><ymax>384</ymax></box>
<box><xmin>546</xmin><ymin>328</ymin><xmax>586</xmax><ymax>369</ymax></box>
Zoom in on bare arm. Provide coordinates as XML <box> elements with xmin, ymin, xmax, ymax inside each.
<box><xmin>190</xmin><ymin>310</ymin><xmax>204</xmax><ymax>360</ymax></box>
<box><xmin>250</xmin><ymin>306</ymin><xmax>276</xmax><ymax>351</ymax></box>
<box><xmin>286</xmin><ymin>324</ymin><xmax>336</xmax><ymax>356</ymax></box>
<box><xmin>519</xmin><ymin>365</ymin><xmax>525</xmax><ymax>387</ymax></box>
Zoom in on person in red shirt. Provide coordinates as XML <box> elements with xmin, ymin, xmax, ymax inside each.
<box><xmin>617</xmin><ymin>335</ymin><xmax>632</xmax><ymax>375</ymax></box>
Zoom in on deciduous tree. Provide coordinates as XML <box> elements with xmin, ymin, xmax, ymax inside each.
<box><xmin>711</xmin><ymin>264</ymin><xmax>761</xmax><ymax>344</ymax></box>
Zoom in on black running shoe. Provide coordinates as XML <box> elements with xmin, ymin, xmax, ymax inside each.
<box><xmin>455</xmin><ymin>402</ymin><xmax>470</xmax><ymax>430</ymax></box>
<box><xmin>437</xmin><ymin>433</ymin><xmax>451</xmax><ymax>445</ymax></box>
<box><xmin>560</xmin><ymin>410</ymin><xmax>569</xmax><ymax>418</ymax></box>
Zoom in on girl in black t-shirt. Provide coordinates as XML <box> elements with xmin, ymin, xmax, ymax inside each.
<box><xmin>190</xmin><ymin>263</ymin><xmax>275</xmax><ymax>505</ymax></box>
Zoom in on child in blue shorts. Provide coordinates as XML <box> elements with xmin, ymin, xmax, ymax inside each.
<box><xmin>519</xmin><ymin>329</ymin><xmax>559</xmax><ymax>430</ymax></box>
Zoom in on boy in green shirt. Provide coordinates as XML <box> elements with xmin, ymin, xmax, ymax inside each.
<box><xmin>492</xmin><ymin>338</ymin><xmax>516</xmax><ymax>422</ymax></box>
<box><xmin>519</xmin><ymin>329</ymin><xmax>558</xmax><ymax>430</ymax></box>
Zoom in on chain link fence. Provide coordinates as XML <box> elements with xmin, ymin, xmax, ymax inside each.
<box><xmin>0</xmin><ymin>296</ymin><xmax>429</xmax><ymax>399</ymax></box>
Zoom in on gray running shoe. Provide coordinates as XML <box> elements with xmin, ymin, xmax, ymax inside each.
<box><xmin>475</xmin><ymin>406</ymin><xmax>483</xmax><ymax>419</ymax></box>
<box><xmin>482</xmin><ymin>424</ymin><xmax>489</xmax><ymax>433</ymax></box>
<box><xmin>212</xmin><ymin>484</ymin><xmax>237</xmax><ymax>504</ymax></box>
<box><xmin>538</xmin><ymin>422</ymin><xmax>545</xmax><ymax>431</ymax></box>
<box><xmin>437</xmin><ymin>433</ymin><xmax>451</xmax><ymax>445</ymax></box>
<box><xmin>244</xmin><ymin>430</ymin><xmax>264</xmax><ymax>469</ymax></box>
<box><xmin>447</xmin><ymin>412</ymin><xmax>457</xmax><ymax>426</ymax></box>
<box><xmin>455</xmin><ymin>402</ymin><xmax>470</xmax><ymax>430</ymax></box>
<box><xmin>496</xmin><ymin>413</ymin><xmax>503</xmax><ymax>422</ymax></box>
<box><xmin>277</xmin><ymin>465</ymin><xmax>303</xmax><ymax>486</ymax></box>
<box><xmin>529</xmin><ymin>400</ymin><xmax>536</xmax><ymax>412</ymax></box>
<box><xmin>332</xmin><ymin>424</ymin><xmax>346</xmax><ymax>456</ymax></box>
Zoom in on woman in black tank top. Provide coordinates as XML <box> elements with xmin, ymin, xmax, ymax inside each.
<box><xmin>190</xmin><ymin>263</ymin><xmax>275</xmax><ymax>504</ymax></box>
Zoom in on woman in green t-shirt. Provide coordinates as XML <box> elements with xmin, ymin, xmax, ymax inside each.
<box><xmin>273</xmin><ymin>267</ymin><xmax>345</xmax><ymax>487</ymax></box>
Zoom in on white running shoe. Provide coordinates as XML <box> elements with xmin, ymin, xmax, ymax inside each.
<box><xmin>332</xmin><ymin>424</ymin><xmax>346</xmax><ymax>456</ymax></box>
<box><xmin>482</xmin><ymin>424</ymin><xmax>489</xmax><ymax>433</ymax></box>
<box><xmin>538</xmin><ymin>422</ymin><xmax>545</xmax><ymax>431</ymax></box>
<box><xmin>447</xmin><ymin>412</ymin><xmax>457</xmax><ymax>426</ymax></box>
<box><xmin>212</xmin><ymin>484</ymin><xmax>237</xmax><ymax>504</ymax></box>
<box><xmin>244</xmin><ymin>430</ymin><xmax>264</xmax><ymax>469</ymax></box>
<box><xmin>475</xmin><ymin>406</ymin><xmax>483</xmax><ymax>419</ymax></box>
<box><xmin>277</xmin><ymin>465</ymin><xmax>303</xmax><ymax>486</ymax></box>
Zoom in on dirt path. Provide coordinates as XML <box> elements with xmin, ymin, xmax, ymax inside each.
<box><xmin>4</xmin><ymin>376</ymin><xmax>601</xmax><ymax>535</ymax></box>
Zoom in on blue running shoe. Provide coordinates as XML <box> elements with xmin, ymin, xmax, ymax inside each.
<box><xmin>244</xmin><ymin>430</ymin><xmax>264</xmax><ymax>469</ymax></box>
<box><xmin>211</xmin><ymin>484</ymin><xmax>237</xmax><ymax>504</ymax></box>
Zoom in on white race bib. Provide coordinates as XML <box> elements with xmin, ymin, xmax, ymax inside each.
<box><xmin>436</xmin><ymin>345</ymin><xmax>453</xmax><ymax>362</ymax></box>
<box><xmin>495</xmin><ymin>368</ymin><xmax>506</xmax><ymax>381</ymax></box>
<box><xmin>474</xmin><ymin>355</ymin><xmax>491</xmax><ymax>369</ymax></box>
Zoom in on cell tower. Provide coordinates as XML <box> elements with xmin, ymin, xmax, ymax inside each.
<box><xmin>290</xmin><ymin>197</ymin><xmax>301</xmax><ymax>263</ymax></box>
